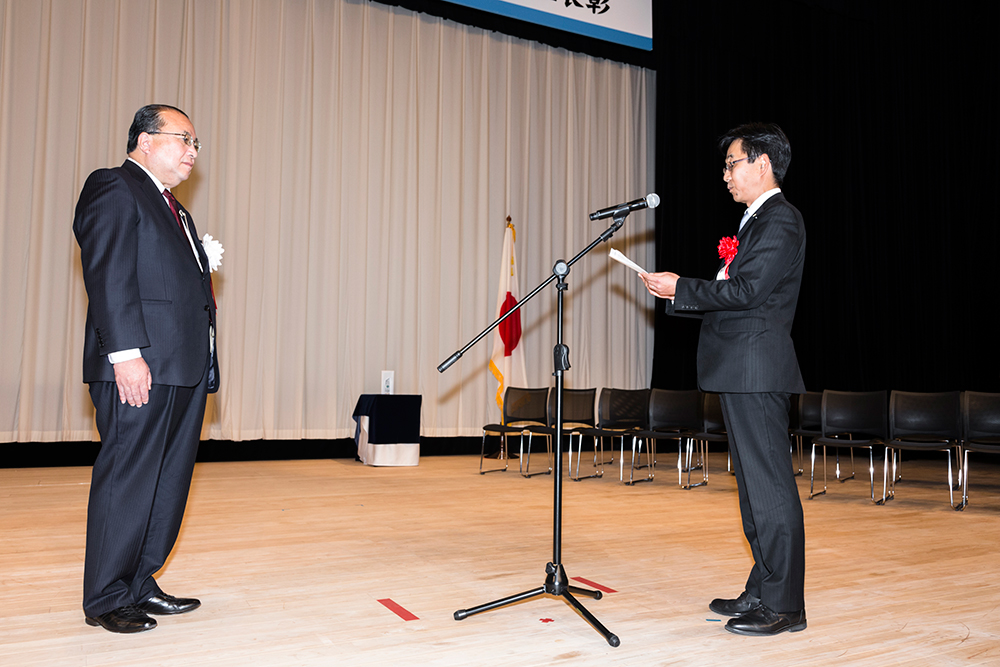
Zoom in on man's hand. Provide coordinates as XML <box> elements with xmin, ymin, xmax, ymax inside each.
<box><xmin>640</xmin><ymin>271</ymin><xmax>680</xmax><ymax>299</ymax></box>
<box><xmin>114</xmin><ymin>357</ymin><xmax>152</xmax><ymax>407</ymax></box>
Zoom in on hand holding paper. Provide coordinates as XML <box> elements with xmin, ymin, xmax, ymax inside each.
<box><xmin>609</xmin><ymin>247</ymin><xmax>677</xmax><ymax>298</ymax></box>
<box><xmin>609</xmin><ymin>248</ymin><xmax>646</xmax><ymax>274</ymax></box>
<box><xmin>640</xmin><ymin>271</ymin><xmax>678</xmax><ymax>299</ymax></box>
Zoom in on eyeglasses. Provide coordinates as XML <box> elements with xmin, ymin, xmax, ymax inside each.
<box><xmin>149</xmin><ymin>131</ymin><xmax>202</xmax><ymax>152</ymax></box>
<box><xmin>723</xmin><ymin>157</ymin><xmax>748</xmax><ymax>173</ymax></box>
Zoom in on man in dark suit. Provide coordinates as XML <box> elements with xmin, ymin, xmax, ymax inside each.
<box><xmin>73</xmin><ymin>104</ymin><xmax>219</xmax><ymax>633</ymax></box>
<box><xmin>642</xmin><ymin>123</ymin><xmax>806</xmax><ymax>636</ymax></box>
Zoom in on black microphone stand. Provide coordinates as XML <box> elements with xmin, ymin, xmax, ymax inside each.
<box><xmin>438</xmin><ymin>207</ymin><xmax>635</xmax><ymax>647</ymax></box>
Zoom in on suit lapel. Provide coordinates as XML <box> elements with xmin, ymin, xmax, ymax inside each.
<box><xmin>176</xmin><ymin>200</ymin><xmax>210</xmax><ymax>276</ymax></box>
<box><xmin>719</xmin><ymin>193</ymin><xmax>786</xmax><ymax>277</ymax></box>
<box><xmin>121</xmin><ymin>160</ymin><xmax>175</xmax><ymax>229</ymax></box>
<box><xmin>121</xmin><ymin>160</ymin><xmax>205</xmax><ymax>275</ymax></box>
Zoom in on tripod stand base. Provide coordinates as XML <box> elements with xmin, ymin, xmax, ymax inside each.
<box><xmin>453</xmin><ymin>563</ymin><xmax>620</xmax><ymax>647</ymax></box>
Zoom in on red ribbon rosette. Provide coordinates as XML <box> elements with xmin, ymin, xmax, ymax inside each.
<box><xmin>717</xmin><ymin>236</ymin><xmax>739</xmax><ymax>279</ymax></box>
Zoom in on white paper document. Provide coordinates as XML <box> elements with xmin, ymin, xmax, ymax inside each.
<box><xmin>609</xmin><ymin>248</ymin><xmax>646</xmax><ymax>274</ymax></box>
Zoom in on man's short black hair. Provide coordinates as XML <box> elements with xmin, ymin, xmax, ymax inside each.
<box><xmin>719</xmin><ymin>123</ymin><xmax>791</xmax><ymax>186</ymax></box>
<box><xmin>127</xmin><ymin>104</ymin><xmax>189</xmax><ymax>154</ymax></box>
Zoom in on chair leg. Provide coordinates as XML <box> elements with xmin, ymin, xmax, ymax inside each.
<box><xmin>955</xmin><ymin>445</ymin><xmax>964</xmax><ymax>488</ymax></box>
<box><xmin>519</xmin><ymin>433</ymin><xmax>528</xmax><ymax>477</ymax></box>
<box><xmin>600</xmin><ymin>437</ymin><xmax>614</xmax><ymax>467</ymax></box>
<box><xmin>959</xmin><ymin>449</ymin><xmax>970</xmax><ymax>511</ymax></box>
<box><xmin>626</xmin><ymin>436</ymin><xmax>635</xmax><ymax>484</ymax></box>
<box><xmin>682</xmin><ymin>438</ymin><xmax>689</xmax><ymax>488</ymax></box>
<box><xmin>702</xmin><ymin>439</ymin><xmax>709</xmax><ymax>485</ymax></box>
<box><xmin>947</xmin><ymin>446</ymin><xmax>966</xmax><ymax>510</ymax></box>
<box><xmin>568</xmin><ymin>433</ymin><xmax>577</xmax><ymax>480</ymax></box>
<box><xmin>682</xmin><ymin>437</ymin><xmax>708</xmax><ymax>489</ymax></box>
<box><xmin>809</xmin><ymin>442</ymin><xmax>827</xmax><ymax>499</ymax></box>
<box><xmin>867</xmin><ymin>447</ymin><xmax>877</xmax><ymax>503</ymax></box>
<box><xmin>838</xmin><ymin>447</ymin><xmax>856</xmax><ymax>483</ymax></box>
<box><xmin>597</xmin><ymin>436</ymin><xmax>605</xmax><ymax>477</ymax></box>
<box><xmin>678</xmin><ymin>441</ymin><xmax>703</xmax><ymax>474</ymax></box>
<box><xmin>791</xmin><ymin>434</ymin><xmax>803</xmax><ymax>476</ymax></box>
<box><xmin>570</xmin><ymin>433</ymin><xmax>602</xmax><ymax>481</ymax></box>
<box><xmin>947</xmin><ymin>448</ymin><xmax>956</xmax><ymax>508</ymax></box>
<box><xmin>879</xmin><ymin>448</ymin><xmax>895</xmax><ymax>504</ymax></box>
<box><xmin>480</xmin><ymin>431</ymin><xmax>508</xmax><ymax>474</ymax></box>
<box><xmin>647</xmin><ymin>437</ymin><xmax>656</xmax><ymax>483</ymax></box>
<box><xmin>680</xmin><ymin>438</ymin><xmax>689</xmax><ymax>488</ymax></box>
<box><xmin>520</xmin><ymin>432</ymin><xmax>551</xmax><ymax>478</ymax></box>
<box><xmin>624</xmin><ymin>435</ymin><xmax>654</xmax><ymax>485</ymax></box>
<box><xmin>619</xmin><ymin>436</ymin><xmax>626</xmax><ymax>482</ymax></box>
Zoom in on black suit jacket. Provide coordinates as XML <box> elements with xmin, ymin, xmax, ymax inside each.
<box><xmin>666</xmin><ymin>193</ymin><xmax>805</xmax><ymax>394</ymax></box>
<box><xmin>74</xmin><ymin>160</ymin><xmax>219</xmax><ymax>391</ymax></box>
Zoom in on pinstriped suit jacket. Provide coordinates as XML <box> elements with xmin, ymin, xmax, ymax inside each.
<box><xmin>666</xmin><ymin>193</ymin><xmax>806</xmax><ymax>394</ymax></box>
<box><xmin>73</xmin><ymin>159</ymin><xmax>219</xmax><ymax>391</ymax></box>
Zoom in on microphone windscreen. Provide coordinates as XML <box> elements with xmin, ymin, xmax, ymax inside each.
<box><xmin>645</xmin><ymin>193</ymin><xmax>660</xmax><ymax>209</ymax></box>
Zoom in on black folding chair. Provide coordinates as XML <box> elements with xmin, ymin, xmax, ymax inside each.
<box><xmin>577</xmin><ymin>389</ymin><xmax>651</xmax><ymax>485</ymax></box>
<box><xmin>959</xmin><ymin>391</ymin><xmax>1000</xmax><ymax>510</ymax></box>
<box><xmin>693</xmin><ymin>392</ymin><xmax>729</xmax><ymax>475</ymax></box>
<box><xmin>634</xmin><ymin>389</ymin><xmax>703</xmax><ymax>488</ymax></box>
<box><xmin>810</xmin><ymin>390</ymin><xmax>887</xmax><ymax>502</ymax></box>
<box><xmin>789</xmin><ymin>391</ymin><xmax>822</xmax><ymax>477</ymax></box>
<box><xmin>885</xmin><ymin>390</ymin><xmax>963</xmax><ymax>507</ymax></box>
<box><xmin>535</xmin><ymin>388</ymin><xmax>598</xmax><ymax>481</ymax></box>
<box><xmin>480</xmin><ymin>387</ymin><xmax>552</xmax><ymax>477</ymax></box>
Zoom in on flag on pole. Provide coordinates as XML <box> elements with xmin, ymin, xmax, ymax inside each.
<box><xmin>489</xmin><ymin>219</ymin><xmax>528</xmax><ymax>418</ymax></box>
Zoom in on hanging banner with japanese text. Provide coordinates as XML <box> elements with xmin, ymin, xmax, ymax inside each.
<box><xmin>441</xmin><ymin>0</ymin><xmax>653</xmax><ymax>51</ymax></box>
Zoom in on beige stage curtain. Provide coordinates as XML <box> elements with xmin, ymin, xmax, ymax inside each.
<box><xmin>0</xmin><ymin>0</ymin><xmax>655</xmax><ymax>442</ymax></box>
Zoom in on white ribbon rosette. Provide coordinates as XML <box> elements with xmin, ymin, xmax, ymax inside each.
<box><xmin>201</xmin><ymin>234</ymin><xmax>225</xmax><ymax>272</ymax></box>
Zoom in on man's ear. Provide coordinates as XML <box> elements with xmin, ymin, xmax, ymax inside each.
<box><xmin>756</xmin><ymin>152</ymin><xmax>771</xmax><ymax>176</ymax></box>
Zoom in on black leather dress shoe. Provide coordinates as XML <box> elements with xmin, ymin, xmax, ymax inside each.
<box><xmin>725</xmin><ymin>604</ymin><xmax>807</xmax><ymax>636</ymax></box>
<box><xmin>85</xmin><ymin>605</ymin><xmax>157</xmax><ymax>633</ymax></box>
<box><xmin>138</xmin><ymin>593</ymin><xmax>201</xmax><ymax>615</ymax></box>
<box><xmin>709</xmin><ymin>590</ymin><xmax>761</xmax><ymax>617</ymax></box>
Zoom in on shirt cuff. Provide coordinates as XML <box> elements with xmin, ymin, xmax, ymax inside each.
<box><xmin>107</xmin><ymin>348</ymin><xmax>142</xmax><ymax>364</ymax></box>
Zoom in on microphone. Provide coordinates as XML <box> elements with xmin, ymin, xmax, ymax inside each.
<box><xmin>589</xmin><ymin>193</ymin><xmax>660</xmax><ymax>221</ymax></box>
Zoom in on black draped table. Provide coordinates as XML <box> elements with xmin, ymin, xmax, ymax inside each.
<box><xmin>352</xmin><ymin>394</ymin><xmax>422</xmax><ymax>466</ymax></box>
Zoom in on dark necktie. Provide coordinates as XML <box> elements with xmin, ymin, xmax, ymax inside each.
<box><xmin>163</xmin><ymin>189</ymin><xmax>183</xmax><ymax>228</ymax></box>
<box><xmin>164</xmin><ymin>189</ymin><xmax>216</xmax><ymax>310</ymax></box>
<box><xmin>163</xmin><ymin>189</ymin><xmax>203</xmax><ymax>276</ymax></box>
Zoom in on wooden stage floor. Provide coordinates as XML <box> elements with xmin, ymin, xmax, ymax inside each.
<box><xmin>2</xmin><ymin>452</ymin><xmax>999</xmax><ymax>666</ymax></box>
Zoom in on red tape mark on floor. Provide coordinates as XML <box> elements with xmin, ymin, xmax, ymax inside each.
<box><xmin>571</xmin><ymin>577</ymin><xmax>617</xmax><ymax>594</ymax></box>
<box><xmin>377</xmin><ymin>598</ymin><xmax>419</xmax><ymax>621</ymax></box>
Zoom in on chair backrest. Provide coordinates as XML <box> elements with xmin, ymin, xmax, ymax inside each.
<box><xmin>888</xmin><ymin>390</ymin><xmax>962</xmax><ymax>440</ymax></box>
<box><xmin>821</xmin><ymin>390</ymin><xmax>887</xmax><ymax>440</ymax></box>
<box><xmin>796</xmin><ymin>391</ymin><xmax>823</xmax><ymax>430</ymax></box>
<box><xmin>701</xmin><ymin>392</ymin><xmax>726</xmax><ymax>434</ymax></box>
<box><xmin>502</xmin><ymin>387</ymin><xmax>549</xmax><ymax>426</ymax></box>
<box><xmin>547</xmin><ymin>387</ymin><xmax>597</xmax><ymax>428</ymax></box>
<box><xmin>963</xmin><ymin>391</ymin><xmax>1000</xmax><ymax>440</ymax></box>
<box><xmin>648</xmin><ymin>389</ymin><xmax>701</xmax><ymax>431</ymax></box>
<box><xmin>596</xmin><ymin>388</ymin><xmax>650</xmax><ymax>430</ymax></box>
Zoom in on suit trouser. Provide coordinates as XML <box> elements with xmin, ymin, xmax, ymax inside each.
<box><xmin>83</xmin><ymin>368</ymin><xmax>208</xmax><ymax>617</ymax></box>
<box><xmin>719</xmin><ymin>392</ymin><xmax>805</xmax><ymax>613</ymax></box>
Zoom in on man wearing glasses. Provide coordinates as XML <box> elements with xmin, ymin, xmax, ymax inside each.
<box><xmin>641</xmin><ymin>123</ymin><xmax>807</xmax><ymax>636</ymax></box>
<box><xmin>74</xmin><ymin>104</ymin><xmax>218</xmax><ymax>633</ymax></box>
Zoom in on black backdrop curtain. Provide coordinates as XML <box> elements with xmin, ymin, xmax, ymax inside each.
<box><xmin>384</xmin><ymin>0</ymin><xmax>996</xmax><ymax>395</ymax></box>
<box><xmin>651</xmin><ymin>2</ymin><xmax>997</xmax><ymax>394</ymax></box>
